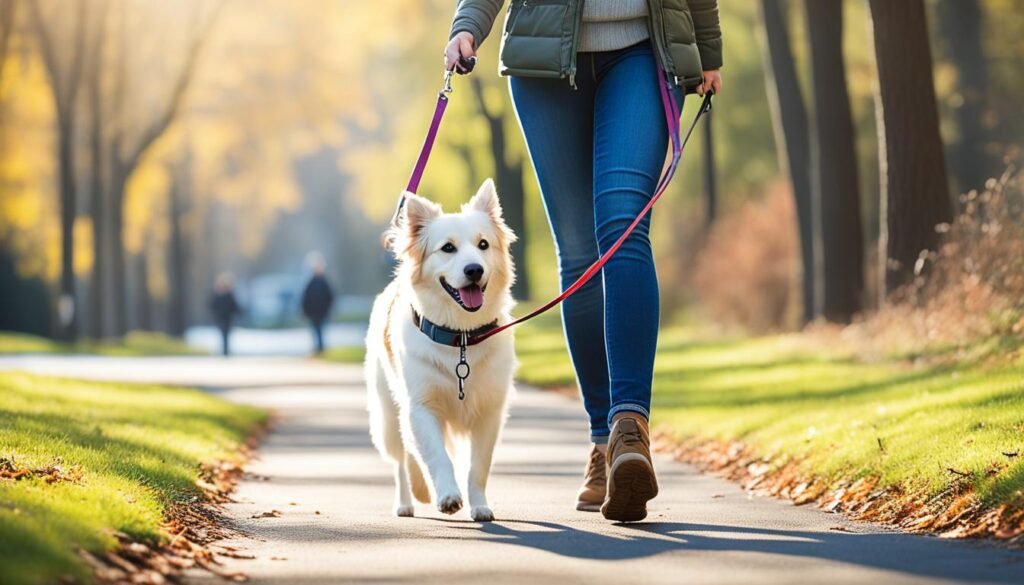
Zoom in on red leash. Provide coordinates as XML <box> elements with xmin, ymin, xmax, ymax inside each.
<box><xmin>395</xmin><ymin>66</ymin><xmax>714</xmax><ymax>345</ymax></box>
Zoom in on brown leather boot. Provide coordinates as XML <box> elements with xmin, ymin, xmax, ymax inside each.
<box><xmin>601</xmin><ymin>412</ymin><xmax>658</xmax><ymax>522</ymax></box>
<box><xmin>575</xmin><ymin>445</ymin><xmax>607</xmax><ymax>512</ymax></box>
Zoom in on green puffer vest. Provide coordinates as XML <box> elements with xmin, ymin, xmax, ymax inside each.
<box><xmin>450</xmin><ymin>0</ymin><xmax>722</xmax><ymax>89</ymax></box>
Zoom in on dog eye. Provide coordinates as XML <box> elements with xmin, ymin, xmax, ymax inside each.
<box><xmin>478</xmin><ymin>239</ymin><xmax>489</xmax><ymax>250</ymax></box>
<box><xmin>441</xmin><ymin>242</ymin><xmax>457</xmax><ymax>253</ymax></box>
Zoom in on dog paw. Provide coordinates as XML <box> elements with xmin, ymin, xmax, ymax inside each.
<box><xmin>437</xmin><ymin>493</ymin><xmax>463</xmax><ymax>515</ymax></box>
<box><xmin>394</xmin><ymin>505</ymin><xmax>415</xmax><ymax>518</ymax></box>
<box><xmin>470</xmin><ymin>506</ymin><xmax>494</xmax><ymax>522</ymax></box>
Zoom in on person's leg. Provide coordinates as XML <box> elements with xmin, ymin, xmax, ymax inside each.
<box><xmin>510</xmin><ymin>66</ymin><xmax>613</xmax><ymax>444</ymax></box>
<box><xmin>221</xmin><ymin>326</ymin><xmax>230</xmax><ymax>356</ymax></box>
<box><xmin>591</xmin><ymin>43</ymin><xmax>682</xmax><ymax>425</ymax></box>
<box><xmin>313</xmin><ymin>322</ymin><xmax>324</xmax><ymax>354</ymax></box>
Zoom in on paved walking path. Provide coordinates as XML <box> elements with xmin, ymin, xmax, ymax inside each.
<box><xmin>3</xmin><ymin>356</ymin><xmax>1022</xmax><ymax>584</ymax></box>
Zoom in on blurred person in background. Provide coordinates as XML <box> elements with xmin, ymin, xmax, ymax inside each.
<box><xmin>210</xmin><ymin>273</ymin><xmax>242</xmax><ymax>356</ymax></box>
<box><xmin>301</xmin><ymin>253</ymin><xmax>335</xmax><ymax>355</ymax></box>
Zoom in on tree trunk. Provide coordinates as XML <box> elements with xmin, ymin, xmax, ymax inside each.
<box><xmin>109</xmin><ymin>170</ymin><xmax>128</xmax><ymax>335</ymax></box>
<box><xmin>87</xmin><ymin>70</ymin><xmax>107</xmax><ymax>340</ymax></box>
<box><xmin>471</xmin><ymin>77</ymin><xmax>529</xmax><ymax>300</ymax></box>
<box><xmin>167</xmin><ymin>171</ymin><xmax>190</xmax><ymax>337</ymax></box>
<box><xmin>867</xmin><ymin>0</ymin><xmax>953</xmax><ymax>295</ymax></box>
<box><xmin>104</xmin><ymin>2</ymin><xmax>219</xmax><ymax>336</ymax></box>
<box><xmin>56</xmin><ymin>114</ymin><xmax>79</xmax><ymax>341</ymax></box>
<box><xmin>758</xmin><ymin>0</ymin><xmax>816</xmax><ymax>323</ymax></box>
<box><xmin>937</xmin><ymin>0</ymin><xmax>992</xmax><ymax>196</ymax></box>
<box><xmin>703</xmin><ymin>112</ymin><xmax>717</xmax><ymax>226</ymax></box>
<box><xmin>135</xmin><ymin>251</ymin><xmax>151</xmax><ymax>332</ymax></box>
<box><xmin>30</xmin><ymin>0</ymin><xmax>89</xmax><ymax>342</ymax></box>
<box><xmin>805</xmin><ymin>0</ymin><xmax>863</xmax><ymax>322</ymax></box>
<box><xmin>87</xmin><ymin>144</ymin><xmax>107</xmax><ymax>340</ymax></box>
<box><xmin>83</xmin><ymin>0</ymin><xmax>110</xmax><ymax>340</ymax></box>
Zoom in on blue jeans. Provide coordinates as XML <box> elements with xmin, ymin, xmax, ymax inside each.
<box><xmin>510</xmin><ymin>41</ymin><xmax>683</xmax><ymax>443</ymax></box>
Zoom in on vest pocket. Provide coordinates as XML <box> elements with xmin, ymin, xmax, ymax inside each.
<box><xmin>500</xmin><ymin>0</ymin><xmax>571</xmax><ymax>76</ymax></box>
<box><xmin>506</xmin><ymin>0</ymin><xmax>569</xmax><ymax>38</ymax></box>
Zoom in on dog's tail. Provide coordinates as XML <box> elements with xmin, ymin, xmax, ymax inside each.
<box><xmin>406</xmin><ymin>455</ymin><xmax>431</xmax><ymax>504</ymax></box>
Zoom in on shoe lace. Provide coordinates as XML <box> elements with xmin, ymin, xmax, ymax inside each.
<box><xmin>619</xmin><ymin>427</ymin><xmax>644</xmax><ymax>444</ymax></box>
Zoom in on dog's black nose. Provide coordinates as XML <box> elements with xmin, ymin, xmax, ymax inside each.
<box><xmin>464</xmin><ymin>263</ymin><xmax>484</xmax><ymax>283</ymax></box>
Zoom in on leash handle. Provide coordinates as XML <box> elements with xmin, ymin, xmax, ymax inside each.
<box><xmin>456</xmin><ymin>55</ymin><xmax>477</xmax><ymax>75</ymax></box>
<box><xmin>469</xmin><ymin>82</ymin><xmax>713</xmax><ymax>345</ymax></box>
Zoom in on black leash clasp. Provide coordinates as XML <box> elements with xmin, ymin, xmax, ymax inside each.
<box><xmin>455</xmin><ymin>332</ymin><xmax>470</xmax><ymax>400</ymax></box>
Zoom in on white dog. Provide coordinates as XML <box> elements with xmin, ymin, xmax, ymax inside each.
<box><xmin>365</xmin><ymin>179</ymin><xmax>516</xmax><ymax>522</ymax></box>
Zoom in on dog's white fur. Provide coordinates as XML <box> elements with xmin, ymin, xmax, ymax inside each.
<box><xmin>365</xmin><ymin>179</ymin><xmax>516</xmax><ymax>522</ymax></box>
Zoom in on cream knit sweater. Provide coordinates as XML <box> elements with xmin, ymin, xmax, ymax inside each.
<box><xmin>578</xmin><ymin>0</ymin><xmax>650</xmax><ymax>53</ymax></box>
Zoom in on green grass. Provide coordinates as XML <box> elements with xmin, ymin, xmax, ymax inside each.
<box><xmin>0</xmin><ymin>331</ymin><xmax>205</xmax><ymax>357</ymax></box>
<box><xmin>0</xmin><ymin>373</ymin><xmax>266</xmax><ymax>584</ymax></box>
<box><xmin>321</xmin><ymin>345</ymin><xmax>366</xmax><ymax>364</ymax></box>
<box><xmin>516</xmin><ymin>314</ymin><xmax>1024</xmax><ymax>509</ymax></box>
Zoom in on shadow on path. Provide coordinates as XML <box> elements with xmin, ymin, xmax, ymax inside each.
<box><xmin>439</xmin><ymin>519</ymin><xmax>1024</xmax><ymax>583</ymax></box>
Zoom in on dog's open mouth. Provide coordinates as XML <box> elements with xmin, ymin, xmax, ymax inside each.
<box><xmin>440</xmin><ymin>278</ymin><xmax>486</xmax><ymax>312</ymax></box>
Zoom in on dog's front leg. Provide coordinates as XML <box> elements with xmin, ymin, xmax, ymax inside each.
<box><xmin>407</xmin><ymin>406</ymin><xmax>462</xmax><ymax>515</ymax></box>
<box><xmin>467</xmin><ymin>411</ymin><xmax>502</xmax><ymax>522</ymax></box>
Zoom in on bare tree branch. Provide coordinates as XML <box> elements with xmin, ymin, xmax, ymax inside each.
<box><xmin>28</xmin><ymin>0</ymin><xmax>88</xmax><ymax>114</ymax></box>
<box><xmin>122</xmin><ymin>0</ymin><xmax>224</xmax><ymax>168</ymax></box>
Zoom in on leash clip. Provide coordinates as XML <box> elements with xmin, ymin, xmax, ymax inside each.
<box><xmin>442</xmin><ymin>70</ymin><xmax>454</xmax><ymax>96</ymax></box>
<box><xmin>455</xmin><ymin>332</ymin><xmax>470</xmax><ymax>400</ymax></box>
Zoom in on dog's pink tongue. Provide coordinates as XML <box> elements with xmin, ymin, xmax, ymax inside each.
<box><xmin>458</xmin><ymin>285</ymin><xmax>484</xmax><ymax>309</ymax></box>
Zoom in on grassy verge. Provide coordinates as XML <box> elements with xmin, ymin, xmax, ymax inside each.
<box><xmin>0</xmin><ymin>331</ymin><xmax>204</xmax><ymax>357</ymax></box>
<box><xmin>0</xmin><ymin>372</ymin><xmax>266</xmax><ymax>584</ymax></box>
<box><xmin>516</xmin><ymin>314</ymin><xmax>1024</xmax><ymax>534</ymax></box>
<box><xmin>321</xmin><ymin>345</ymin><xmax>366</xmax><ymax>364</ymax></box>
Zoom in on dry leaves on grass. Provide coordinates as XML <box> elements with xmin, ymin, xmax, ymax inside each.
<box><xmin>81</xmin><ymin>428</ymin><xmax>269</xmax><ymax>584</ymax></box>
<box><xmin>653</xmin><ymin>428</ymin><xmax>1024</xmax><ymax>545</ymax></box>
<box><xmin>77</xmin><ymin>502</ymin><xmax>251</xmax><ymax>584</ymax></box>
<box><xmin>0</xmin><ymin>457</ymin><xmax>83</xmax><ymax>484</ymax></box>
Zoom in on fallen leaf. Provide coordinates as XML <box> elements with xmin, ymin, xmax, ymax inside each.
<box><xmin>250</xmin><ymin>510</ymin><xmax>282</xmax><ymax>519</ymax></box>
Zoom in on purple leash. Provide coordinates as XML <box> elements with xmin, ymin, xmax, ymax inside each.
<box><xmin>406</xmin><ymin>84</ymin><xmax>451</xmax><ymax>194</ymax></box>
<box><xmin>391</xmin><ymin>57</ymin><xmax>476</xmax><ymax>226</ymax></box>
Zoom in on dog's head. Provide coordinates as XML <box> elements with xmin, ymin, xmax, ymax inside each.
<box><xmin>386</xmin><ymin>179</ymin><xmax>517</xmax><ymax>328</ymax></box>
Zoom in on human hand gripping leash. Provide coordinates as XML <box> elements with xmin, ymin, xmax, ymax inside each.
<box><xmin>391</xmin><ymin>60</ymin><xmax>712</xmax><ymax>398</ymax></box>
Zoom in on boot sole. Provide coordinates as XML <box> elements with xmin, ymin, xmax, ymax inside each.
<box><xmin>601</xmin><ymin>453</ymin><xmax>658</xmax><ymax>522</ymax></box>
<box><xmin>575</xmin><ymin>500</ymin><xmax>602</xmax><ymax>512</ymax></box>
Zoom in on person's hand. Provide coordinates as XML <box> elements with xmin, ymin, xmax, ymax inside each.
<box><xmin>698</xmin><ymin>70</ymin><xmax>722</xmax><ymax>96</ymax></box>
<box><xmin>444</xmin><ymin>31</ymin><xmax>477</xmax><ymax>73</ymax></box>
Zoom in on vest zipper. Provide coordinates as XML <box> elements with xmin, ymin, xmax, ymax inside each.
<box><xmin>646</xmin><ymin>0</ymin><xmax>673</xmax><ymax>83</ymax></box>
<box><xmin>568</xmin><ymin>0</ymin><xmax>583</xmax><ymax>89</ymax></box>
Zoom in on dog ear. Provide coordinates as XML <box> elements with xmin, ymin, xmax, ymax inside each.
<box><xmin>467</xmin><ymin>178</ymin><xmax>501</xmax><ymax>216</ymax></box>
<box><xmin>403</xmin><ymin>192</ymin><xmax>442</xmax><ymax>231</ymax></box>
<box><xmin>384</xmin><ymin>192</ymin><xmax>442</xmax><ymax>256</ymax></box>
<box><xmin>466</xmin><ymin>179</ymin><xmax>518</xmax><ymax>245</ymax></box>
